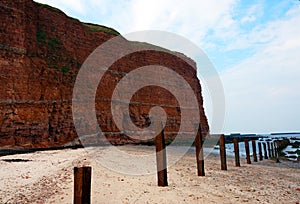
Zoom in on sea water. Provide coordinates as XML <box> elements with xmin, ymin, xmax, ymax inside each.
<box><xmin>202</xmin><ymin>133</ymin><xmax>300</xmax><ymax>161</ymax></box>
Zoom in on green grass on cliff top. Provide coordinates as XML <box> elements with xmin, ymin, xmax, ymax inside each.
<box><xmin>36</xmin><ymin>2</ymin><xmax>120</xmax><ymax>36</ymax></box>
<box><xmin>36</xmin><ymin>2</ymin><xmax>63</xmax><ymax>13</ymax></box>
<box><xmin>82</xmin><ymin>23</ymin><xmax>120</xmax><ymax>36</ymax></box>
<box><xmin>35</xmin><ymin>1</ymin><xmax>190</xmax><ymax>59</ymax></box>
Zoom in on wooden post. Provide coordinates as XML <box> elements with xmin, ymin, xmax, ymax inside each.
<box><xmin>244</xmin><ymin>140</ymin><xmax>251</xmax><ymax>164</ymax></box>
<box><xmin>273</xmin><ymin>140</ymin><xmax>277</xmax><ymax>158</ymax></box>
<box><xmin>271</xmin><ymin>142</ymin><xmax>275</xmax><ymax>158</ymax></box>
<box><xmin>219</xmin><ymin>134</ymin><xmax>227</xmax><ymax>170</ymax></box>
<box><xmin>155</xmin><ymin>125</ymin><xmax>168</xmax><ymax>187</ymax></box>
<box><xmin>252</xmin><ymin>140</ymin><xmax>258</xmax><ymax>162</ymax></box>
<box><xmin>267</xmin><ymin>142</ymin><xmax>271</xmax><ymax>159</ymax></box>
<box><xmin>263</xmin><ymin>142</ymin><xmax>268</xmax><ymax>159</ymax></box>
<box><xmin>74</xmin><ymin>166</ymin><xmax>92</xmax><ymax>204</ymax></box>
<box><xmin>274</xmin><ymin>140</ymin><xmax>280</xmax><ymax>163</ymax></box>
<box><xmin>258</xmin><ymin>142</ymin><xmax>263</xmax><ymax>161</ymax></box>
<box><xmin>194</xmin><ymin>123</ymin><xmax>205</xmax><ymax>176</ymax></box>
<box><xmin>233</xmin><ymin>138</ymin><xmax>240</xmax><ymax>167</ymax></box>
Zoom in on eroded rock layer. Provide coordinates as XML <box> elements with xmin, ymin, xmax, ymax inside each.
<box><xmin>0</xmin><ymin>0</ymin><xmax>209</xmax><ymax>148</ymax></box>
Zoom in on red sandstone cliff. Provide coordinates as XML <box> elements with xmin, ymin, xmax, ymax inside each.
<box><xmin>0</xmin><ymin>0</ymin><xmax>209</xmax><ymax>148</ymax></box>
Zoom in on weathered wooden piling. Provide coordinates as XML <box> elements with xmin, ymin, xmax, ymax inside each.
<box><xmin>252</xmin><ymin>140</ymin><xmax>258</xmax><ymax>162</ymax></box>
<box><xmin>155</xmin><ymin>125</ymin><xmax>168</xmax><ymax>187</ymax></box>
<box><xmin>233</xmin><ymin>138</ymin><xmax>240</xmax><ymax>167</ymax></box>
<box><xmin>219</xmin><ymin>134</ymin><xmax>227</xmax><ymax>170</ymax></box>
<box><xmin>267</xmin><ymin>142</ymin><xmax>271</xmax><ymax>158</ymax></box>
<box><xmin>263</xmin><ymin>142</ymin><xmax>268</xmax><ymax>159</ymax></box>
<box><xmin>271</xmin><ymin>142</ymin><xmax>275</xmax><ymax>158</ymax></box>
<box><xmin>274</xmin><ymin>141</ymin><xmax>277</xmax><ymax>157</ymax></box>
<box><xmin>274</xmin><ymin>140</ymin><xmax>280</xmax><ymax>163</ymax></box>
<box><xmin>258</xmin><ymin>142</ymin><xmax>263</xmax><ymax>161</ymax></box>
<box><xmin>194</xmin><ymin>123</ymin><xmax>205</xmax><ymax>176</ymax></box>
<box><xmin>74</xmin><ymin>166</ymin><xmax>92</xmax><ymax>204</ymax></box>
<box><xmin>244</xmin><ymin>140</ymin><xmax>251</xmax><ymax>164</ymax></box>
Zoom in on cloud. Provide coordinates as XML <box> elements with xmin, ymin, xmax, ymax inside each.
<box><xmin>107</xmin><ymin>0</ymin><xmax>237</xmax><ymax>44</ymax></box>
<box><xmin>240</xmin><ymin>4</ymin><xmax>262</xmax><ymax>24</ymax></box>
<box><xmin>220</xmin><ymin>5</ymin><xmax>300</xmax><ymax>133</ymax></box>
<box><xmin>35</xmin><ymin>0</ymin><xmax>237</xmax><ymax>44</ymax></box>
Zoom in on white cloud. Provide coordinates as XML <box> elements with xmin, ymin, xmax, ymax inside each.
<box><xmin>108</xmin><ymin>0</ymin><xmax>237</xmax><ymax>43</ymax></box>
<box><xmin>240</xmin><ymin>4</ymin><xmax>262</xmax><ymax>24</ymax></box>
<box><xmin>241</xmin><ymin>16</ymin><xmax>255</xmax><ymax>24</ymax></box>
<box><xmin>35</xmin><ymin>0</ymin><xmax>237</xmax><ymax>44</ymax></box>
<box><xmin>220</xmin><ymin>6</ymin><xmax>300</xmax><ymax>133</ymax></box>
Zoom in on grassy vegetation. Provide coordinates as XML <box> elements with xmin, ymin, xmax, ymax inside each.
<box><xmin>36</xmin><ymin>29</ymin><xmax>62</xmax><ymax>50</ymax></box>
<box><xmin>36</xmin><ymin>2</ymin><xmax>63</xmax><ymax>13</ymax></box>
<box><xmin>61</xmin><ymin>66</ymin><xmax>70</xmax><ymax>73</ymax></box>
<box><xmin>36</xmin><ymin>29</ymin><xmax>46</xmax><ymax>43</ymax></box>
<box><xmin>36</xmin><ymin>29</ymin><xmax>72</xmax><ymax>75</ymax></box>
<box><xmin>130</xmin><ymin>41</ymin><xmax>189</xmax><ymax>60</ymax></box>
<box><xmin>131</xmin><ymin>41</ymin><xmax>170</xmax><ymax>52</ymax></box>
<box><xmin>36</xmin><ymin>1</ymin><xmax>120</xmax><ymax>36</ymax></box>
<box><xmin>82</xmin><ymin>23</ymin><xmax>120</xmax><ymax>36</ymax></box>
<box><xmin>48</xmin><ymin>38</ymin><xmax>62</xmax><ymax>50</ymax></box>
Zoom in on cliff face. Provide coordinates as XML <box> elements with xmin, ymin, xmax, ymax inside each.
<box><xmin>0</xmin><ymin>0</ymin><xmax>209</xmax><ymax>148</ymax></box>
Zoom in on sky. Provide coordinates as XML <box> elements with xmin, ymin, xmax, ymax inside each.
<box><xmin>35</xmin><ymin>0</ymin><xmax>300</xmax><ymax>134</ymax></box>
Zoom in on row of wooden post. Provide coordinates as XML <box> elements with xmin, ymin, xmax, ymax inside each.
<box><xmin>73</xmin><ymin>123</ymin><xmax>204</xmax><ymax>203</ymax></box>
<box><xmin>72</xmin><ymin>131</ymin><xmax>280</xmax><ymax>203</ymax></box>
<box><xmin>155</xmin><ymin>122</ymin><xmax>206</xmax><ymax>185</ymax></box>
<box><xmin>219</xmin><ymin>135</ymin><xmax>280</xmax><ymax>170</ymax></box>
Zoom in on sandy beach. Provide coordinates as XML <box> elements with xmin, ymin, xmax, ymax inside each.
<box><xmin>0</xmin><ymin>146</ymin><xmax>299</xmax><ymax>204</ymax></box>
